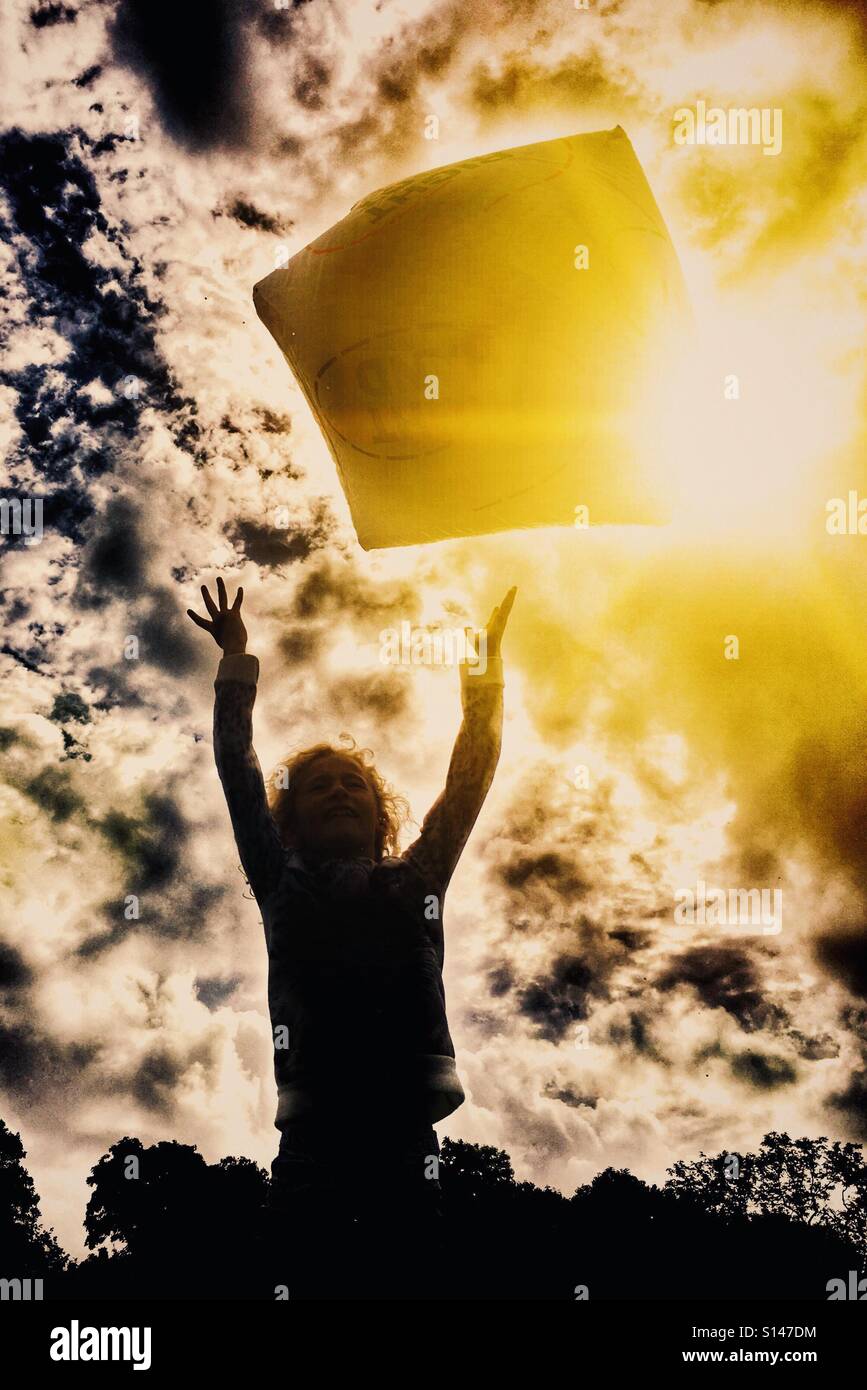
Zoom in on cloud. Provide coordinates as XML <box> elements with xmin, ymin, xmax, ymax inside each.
<box><xmin>222</xmin><ymin>199</ymin><xmax>290</xmax><ymax>235</ymax></box>
<box><xmin>0</xmin><ymin>125</ymin><xmax>199</xmax><ymax>549</ymax></box>
<box><xmin>828</xmin><ymin>1063</ymin><xmax>867</xmax><ymax>1139</ymax></box>
<box><xmin>814</xmin><ymin>925</ymin><xmax>867</xmax><ymax>999</ymax></box>
<box><xmin>74</xmin><ymin>497</ymin><xmax>146</xmax><ymax>603</ymax></box>
<box><xmin>0</xmin><ymin>943</ymin><xmax>33</xmax><ymax>991</ymax></box>
<box><xmin>515</xmin><ymin>951</ymin><xmax>600</xmax><ymax>1042</ymax></box>
<box><xmin>30</xmin><ymin>4</ymin><xmax>78</xmax><ymax>28</ymax></box>
<box><xmin>228</xmin><ymin>510</ymin><xmax>331</xmax><ymax>567</ymax></box>
<box><xmin>0</xmin><ymin>1021</ymin><xmax>97</xmax><ymax>1102</ymax></box>
<box><xmin>108</xmin><ymin>0</ymin><xmax>258</xmax><ymax>152</ymax></box>
<box><xmin>730</xmin><ymin>1049</ymin><xmax>797</xmax><ymax>1089</ymax></box>
<box><xmin>655</xmin><ymin>945</ymin><xmax>789</xmax><ymax>1034</ymax></box>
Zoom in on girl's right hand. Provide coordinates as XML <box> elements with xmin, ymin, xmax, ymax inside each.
<box><xmin>186</xmin><ymin>577</ymin><xmax>247</xmax><ymax>655</ymax></box>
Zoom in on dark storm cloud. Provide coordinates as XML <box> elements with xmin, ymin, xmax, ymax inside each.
<box><xmin>0</xmin><ymin>944</ymin><xmax>33</xmax><ymax>993</ymax></box>
<box><xmin>0</xmin><ymin>635</ymin><xmax>53</xmax><ymax>678</ymax></box>
<box><xmin>48</xmin><ymin>690</ymin><xmax>93</xmax><ymax>762</ymax></box>
<box><xmin>49</xmin><ymin>692</ymin><xmax>91</xmax><ymax>725</ymax></box>
<box><xmin>488</xmin><ymin>965</ymin><xmax>514</xmax><ymax>997</ymax></box>
<box><xmin>23</xmin><ymin>765</ymin><xmax>86</xmax><ymax>822</ymax></box>
<box><xmin>229</xmin><ymin>516</ymin><xmax>327</xmax><ymax>567</ymax></box>
<box><xmin>327</xmin><ymin>6</ymin><xmax>464</xmax><ymax>167</ymax></box>
<box><xmin>0</xmin><ymin>720</ymin><xmax>89</xmax><ymax>811</ymax></box>
<box><xmin>0</xmin><ymin>1003</ymin><xmax>222</xmax><ymax>1120</ymax></box>
<box><xmin>130</xmin><ymin>1047</ymin><xmax>183</xmax><ymax>1113</ymax></box>
<box><xmin>542</xmin><ymin>1082</ymin><xmax>597</xmax><ymax>1109</ymax></box>
<box><xmin>487</xmin><ymin>784</ymin><xmax>663</xmax><ymax>935</ymax></box>
<box><xmin>2</xmin><ymin>595</ymin><xmax>32</xmax><ymax>626</ymax></box>
<box><xmin>0</xmin><ymin>128</ymin><xmax>201</xmax><ymax>549</ymax></box>
<box><xmin>277</xmin><ymin>625</ymin><xmax>321</xmax><ymax>666</ymax></box>
<box><xmin>609</xmin><ymin>927</ymin><xmax>655</xmax><ymax>950</ymax></box>
<box><xmin>84</xmin><ymin>664</ymin><xmax>146</xmax><ymax>712</ymax></box>
<box><xmin>108</xmin><ymin>0</ymin><xmax>257</xmax><ymax>152</ymax></box>
<box><xmin>137</xmin><ymin>586</ymin><xmax>199</xmax><ymax>673</ymax></box>
<box><xmin>730</xmin><ymin>1050</ymin><xmax>797</xmax><ymax>1090</ymax></box>
<box><xmin>469</xmin><ymin>49</ymin><xmax>622</xmax><ymax>114</ymax></box>
<box><xmin>97</xmin><ymin>791</ymin><xmax>188</xmax><ymax>892</ymax></box>
<box><xmin>75</xmin><ymin>915</ymin><xmax>134</xmax><ymax>959</ymax></box>
<box><xmin>813</xmin><ymin>925</ymin><xmax>867</xmax><ymax>999</ymax></box>
<box><xmin>476</xmin><ymin>774</ymin><xmax>660</xmax><ymax>1043</ymax></box>
<box><xmin>607</xmin><ymin>1009</ymin><xmax>667</xmax><ymax>1062</ymax></box>
<box><xmin>254</xmin><ymin>407</ymin><xmax>292</xmax><ymax>435</ymax></box>
<box><xmin>73</xmin><ymin>64</ymin><xmax>102</xmax><ymax>89</ymax></box>
<box><xmin>79</xmin><ymin>879</ymin><xmax>226</xmax><ymax>957</ymax></box>
<box><xmin>256</xmin><ymin>1</ymin><xmax>312</xmax><ymax>46</ymax></box>
<box><xmin>74</xmin><ymin>498</ymin><xmax>147</xmax><ymax>604</ymax></box>
<box><xmin>0</xmin><ymin>1020</ymin><xmax>97</xmax><ymax>1101</ymax></box>
<box><xmin>515</xmin><ymin>951</ymin><xmax>597</xmax><ymax>1042</ymax></box>
<box><xmin>828</xmin><ymin>1067</ymin><xmax>867</xmax><ymax>1140</ymax></box>
<box><xmin>499</xmin><ymin>850</ymin><xmax>590</xmax><ymax>899</ymax></box>
<box><xmin>788</xmin><ymin>1030</ymin><xmax>839</xmax><ymax>1061</ymax></box>
<box><xmin>73</xmin><ymin>501</ymin><xmax>198</xmax><ymax>670</ymax></box>
<box><xmin>373</xmin><ymin>9</ymin><xmax>465</xmax><ymax>100</ymax></box>
<box><xmin>656</xmin><ymin>945</ymin><xmax>790</xmax><ymax>1034</ymax></box>
<box><xmin>223</xmin><ymin>199</ymin><xmax>289</xmax><ymax>234</ymax></box>
<box><xmin>2</xmin><ymin>716</ymin><xmax>225</xmax><ymax>957</ymax></box>
<box><xmin>30</xmin><ymin>2</ymin><xmax>77</xmax><ymax>27</ymax></box>
<box><xmin>290</xmin><ymin>558</ymin><xmax>420</xmax><ymax>629</ymax></box>
<box><xmin>0</xmin><ymin>635</ymin><xmax>55</xmax><ymax>677</ymax></box>
<box><xmin>195</xmin><ymin>975</ymin><xmax>241</xmax><ymax>1008</ymax></box>
<box><xmin>329</xmin><ymin>670</ymin><xmax>411</xmax><ymax>724</ymax></box>
<box><xmin>293</xmin><ymin>54</ymin><xmax>332</xmax><ymax>111</ymax></box>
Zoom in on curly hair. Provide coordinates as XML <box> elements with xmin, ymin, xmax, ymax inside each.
<box><xmin>265</xmin><ymin>733</ymin><xmax>411</xmax><ymax>861</ymax></box>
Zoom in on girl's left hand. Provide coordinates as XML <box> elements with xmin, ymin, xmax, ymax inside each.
<box><xmin>483</xmin><ymin>586</ymin><xmax>517</xmax><ymax>660</ymax></box>
<box><xmin>462</xmin><ymin>585</ymin><xmax>517</xmax><ymax>677</ymax></box>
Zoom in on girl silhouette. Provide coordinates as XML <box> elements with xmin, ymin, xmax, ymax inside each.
<box><xmin>187</xmin><ymin>577</ymin><xmax>515</xmax><ymax>1297</ymax></box>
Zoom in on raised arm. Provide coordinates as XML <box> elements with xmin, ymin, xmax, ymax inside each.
<box><xmin>188</xmin><ymin>579</ymin><xmax>285</xmax><ymax>910</ymax></box>
<box><xmin>403</xmin><ymin>587</ymin><xmax>516</xmax><ymax>904</ymax></box>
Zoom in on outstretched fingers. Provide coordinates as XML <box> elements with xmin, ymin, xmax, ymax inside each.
<box><xmin>190</xmin><ymin>577</ymin><xmax>243</xmax><ymax>637</ymax></box>
<box><xmin>488</xmin><ymin>586</ymin><xmax>517</xmax><ymax>643</ymax></box>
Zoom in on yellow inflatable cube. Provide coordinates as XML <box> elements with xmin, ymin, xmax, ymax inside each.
<box><xmin>254</xmin><ymin>126</ymin><xmax>690</xmax><ymax>550</ymax></box>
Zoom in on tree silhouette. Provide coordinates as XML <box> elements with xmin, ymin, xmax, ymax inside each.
<box><xmin>84</xmin><ymin>1137</ymin><xmax>208</xmax><ymax>1258</ymax></box>
<box><xmin>438</xmin><ymin>1137</ymin><xmax>574</xmax><ymax>1299</ymax></box>
<box><xmin>665</xmin><ymin>1131</ymin><xmax>867</xmax><ymax>1262</ymax></box>
<box><xmin>439</xmin><ymin>1137</ymin><xmax>515</xmax><ymax>1197</ymax></box>
<box><xmin>2</xmin><ymin>1119</ymin><xmax>864</xmax><ymax>1299</ymax></box>
<box><xmin>0</xmin><ymin>1118</ymin><xmax>67</xmax><ymax>1278</ymax></box>
<box><xmin>79</xmin><ymin>1136</ymin><xmax>269</xmax><ymax>1298</ymax></box>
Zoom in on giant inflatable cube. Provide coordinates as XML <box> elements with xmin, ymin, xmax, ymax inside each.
<box><xmin>254</xmin><ymin>126</ymin><xmax>690</xmax><ymax>550</ymax></box>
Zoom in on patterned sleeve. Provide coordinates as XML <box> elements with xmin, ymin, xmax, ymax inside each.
<box><xmin>212</xmin><ymin>652</ymin><xmax>285</xmax><ymax>910</ymax></box>
<box><xmin>402</xmin><ymin>658</ymin><xmax>504</xmax><ymax>907</ymax></box>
